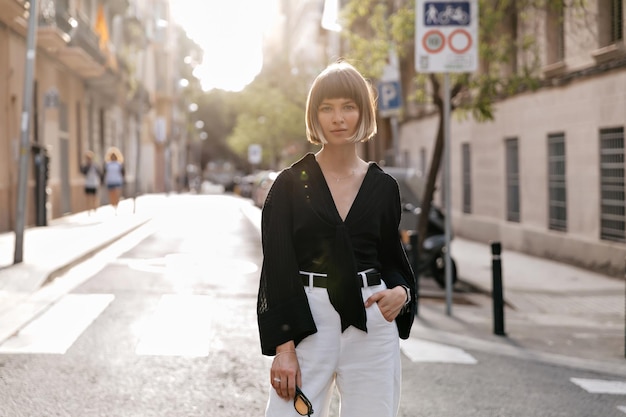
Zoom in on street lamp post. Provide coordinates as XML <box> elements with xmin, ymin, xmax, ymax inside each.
<box><xmin>14</xmin><ymin>0</ymin><xmax>39</xmax><ymax>264</ymax></box>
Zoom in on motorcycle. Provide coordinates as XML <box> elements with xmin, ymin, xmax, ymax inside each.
<box><xmin>383</xmin><ymin>166</ymin><xmax>457</xmax><ymax>289</ymax></box>
<box><xmin>400</xmin><ymin>203</ymin><xmax>457</xmax><ymax>289</ymax></box>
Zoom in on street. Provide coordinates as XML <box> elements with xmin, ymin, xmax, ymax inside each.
<box><xmin>0</xmin><ymin>194</ymin><xmax>624</xmax><ymax>416</ymax></box>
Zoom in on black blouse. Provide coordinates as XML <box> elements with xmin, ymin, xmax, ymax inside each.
<box><xmin>257</xmin><ymin>153</ymin><xmax>416</xmax><ymax>355</ymax></box>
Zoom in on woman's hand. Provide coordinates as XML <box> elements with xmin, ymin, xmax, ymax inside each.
<box><xmin>270</xmin><ymin>342</ymin><xmax>301</xmax><ymax>400</ymax></box>
<box><xmin>364</xmin><ymin>286</ymin><xmax>408</xmax><ymax>322</ymax></box>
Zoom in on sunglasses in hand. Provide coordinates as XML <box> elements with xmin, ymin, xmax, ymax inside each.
<box><xmin>294</xmin><ymin>386</ymin><xmax>314</xmax><ymax>416</ymax></box>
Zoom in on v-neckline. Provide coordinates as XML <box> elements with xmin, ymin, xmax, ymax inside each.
<box><xmin>311</xmin><ymin>154</ymin><xmax>373</xmax><ymax>223</ymax></box>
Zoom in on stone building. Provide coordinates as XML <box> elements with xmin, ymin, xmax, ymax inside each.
<box><xmin>0</xmin><ymin>0</ymin><xmax>192</xmax><ymax>233</ymax></box>
<box><xmin>399</xmin><ymin>0</ymin><xmax>626</xmax><ymax>275</ymax></box>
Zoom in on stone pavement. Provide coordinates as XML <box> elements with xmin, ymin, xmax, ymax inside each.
<box><xmin>1</xmin><ymin>193</ymin><xmax>625</xmax><ymax>376</ymax></box>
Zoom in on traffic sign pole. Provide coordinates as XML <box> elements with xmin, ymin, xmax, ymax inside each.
<box><xmin>415</xmin><ymin>0</ymin><xmax>479</xmax><ymax>315</ymax></box>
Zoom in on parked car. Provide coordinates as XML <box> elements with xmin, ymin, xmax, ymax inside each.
<box><xmin>252</xmin><ymin>170</ymin><xmax>279</xmax><ymax>208</ymax></box>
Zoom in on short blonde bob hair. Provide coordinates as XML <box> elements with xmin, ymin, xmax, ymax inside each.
<box><xmin>305</xmin><ymin>61</ymin><xmax>377</xmax><ymax>145</ymax></box>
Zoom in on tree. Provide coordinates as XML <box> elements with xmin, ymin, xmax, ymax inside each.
<box><xmin>225</xmin><ymin>58</ymin><xmax>315</xmax><ymax>170</ymax></box>
<box><xmin>341</xmin><ymin>0</ymin><xmax>562</xmax><ymax>251</ymax></box>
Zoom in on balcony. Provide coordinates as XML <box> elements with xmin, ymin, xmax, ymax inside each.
<box><xmin>0</xmin><ymin>0</ymin><xmax>27</xmax><ymax>29</ymax></box>
<box><xmin>37</xmin><ymin>7</ymin><xmax>72</xmax><ymax>52</ymax></box>
<box><xmin>57</xmin><ymin>13</ymin><xmax>106</xmax><ymax>78</ymax></box>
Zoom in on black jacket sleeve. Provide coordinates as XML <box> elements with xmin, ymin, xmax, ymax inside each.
<box><xmin>378</xmin><ymin>177</ymin><xmax>416</xmax><ymax>339</ymax></box>
<box><xmin>257</xmin><ymin>169</ymin><xmax>317</xmax><ymax>355</ymax></box>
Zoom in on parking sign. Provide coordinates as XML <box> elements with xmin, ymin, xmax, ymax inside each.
<box><xmin>415</xmin><ymin>0</ymin><xmax>478</xmax><ymax>73</ymax></box>
<box><xmin>378</xmin><ymin>81</ymin><xmax>402</xmax><ymax>117</ymax></box>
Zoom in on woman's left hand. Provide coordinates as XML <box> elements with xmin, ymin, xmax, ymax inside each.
<box><xmin>364</xmin><ymin>286</ymin><xmax>407</xmax><ymax>322</ymax></box>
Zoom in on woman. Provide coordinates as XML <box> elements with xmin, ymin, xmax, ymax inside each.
<box><xmin>80</xmin><ymin>150</ymin><xmax>102</xmax><ymax>214</ymax></box>
<box><xmin>103</xmin><ymin>147</ymin><xmax>125</xmax><ymax>213</ymax></box>
<box><xmin>257</xmin><ymin>61</ymin><xmax>416</xmax><ymax>417</ymax></box>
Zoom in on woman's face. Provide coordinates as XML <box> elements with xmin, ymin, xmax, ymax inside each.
<box><xmin>317</xmin><ymin>98</ymin><xmax>360</xmax><ymax>145</ymax></box>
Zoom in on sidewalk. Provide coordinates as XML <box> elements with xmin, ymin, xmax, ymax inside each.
<box><xmin>1</xmin><ymin>194</ymin><xmax>625</xmax><ymax>376</ymax></box>
<box><xmin>0</xmin><ymin>196</ymin><xmax>154</xmax><ymax>345</ymax></box>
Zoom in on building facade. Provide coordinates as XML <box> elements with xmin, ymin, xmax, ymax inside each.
<box><xmin>399</xmin><ymin>0</ymin><xmax>626</xmax><ymax>276</ymax></box>
<box><xmin>0</xmin><ymin>0</ymin><xmax>190</xmax><ymax>234</ymax></box>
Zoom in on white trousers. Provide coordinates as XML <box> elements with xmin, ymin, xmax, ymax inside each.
<box><xmin>265</xmin><ymin>282</ymin><xmax>401</xmax><ymax>417</ymax></box>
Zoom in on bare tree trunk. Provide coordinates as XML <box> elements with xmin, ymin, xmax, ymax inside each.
<box><xmin>416</xmin><ymin>74</ymin><xmax>444</xmax><ymax>252</ymax></box>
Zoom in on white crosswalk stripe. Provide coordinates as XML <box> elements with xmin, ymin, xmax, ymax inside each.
<box><xmin>135</xmin><ymin>294</ymin><xmax>213</xmax><ymax>357</ymax></box>
<box><xmin>0</xmin><ymin>294</ymin><xmax>114</xmax><ymax>354</ymax></box>
<box><xmin>570</xmin><ymin>378</ymin><xmax>626</xmax><ymax>395</ymax></box>
<box><xmin>401</xmin><ymin>338</ymin><xmax>478</xmax><ymax>364</ymax></box>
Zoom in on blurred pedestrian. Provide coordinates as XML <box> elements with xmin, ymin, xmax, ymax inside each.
<box><xmin>103</xmin><ymin>147</ymin><xmax>125</xmax><ymax>213</ymax></box>
<box><xmin>80</xmin><ymin>150</ymin><xmax>102</xmax><ymax>215</ymax></box>
<box><xmin>257</xmin><ymin>60</ymin><xmax>416</xmax><ymax>417</ymax></box>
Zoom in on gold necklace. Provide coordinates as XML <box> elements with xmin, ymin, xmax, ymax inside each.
<box><xmin>329</xmin><ymin>169</ymin><xmax>355</xmax><ymax>182</ymax></box>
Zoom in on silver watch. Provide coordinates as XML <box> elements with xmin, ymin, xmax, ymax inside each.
<box><xmin>401</xmin><ymin>285</ymin><xmax>411</xmax><ymax>305</ymax></box>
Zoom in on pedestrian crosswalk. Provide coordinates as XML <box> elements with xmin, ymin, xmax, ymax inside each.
<box><xmin>134</xmin><ymin>294</ymin><xmax>214</xmax><ymax>357</ymax></box>
<box><xmin>570</xmin><ymin>378</ymin><xmax>626</xmax><ymax>414</ymax></box>
<box><xmin>0</xmin><ymin>293</ymin><xmax>482</xmax><ymax>363</ymax></box>
<box><xmin>400</xmin><ymin>338</ymin><xmax>478</xmax><ymax>364</ymax></box>
<box><xmin>0</xmin><ymin>291</ymin><xmax>625</xmax><ymax>416</ymax></box>
<box><xmin>0</xmin><ymin>294</ymin><xmax>114</xmax><ymax>354</ymax></box>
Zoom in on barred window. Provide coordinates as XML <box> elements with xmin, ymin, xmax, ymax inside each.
<box><xmin>599</xmin><ymin>0</ymin><xmax>624</xmax><ymax>46</ymax></box>
<box><xmin>548</xmin><ymin>133</ymin><xmax>567</xmax><ymax>231</ymax></box>
<box><xmin>462</xmin><ymin>143</ymin><xmax>471</xmax><ymax>214</ymax></box>
<box><xmin>610</xmin><ymin>0</ymin><xmax>623</xmax><ymax>42</ymax></box>
<box><xmin>600</xmin><ymin>127</ymin><xmax>625</xmax><ymax>242</ymax></box>
<box><xmin>506</xmin><ymin>138</ymin><xmax>520</xmax><ymax>222</ymax></box>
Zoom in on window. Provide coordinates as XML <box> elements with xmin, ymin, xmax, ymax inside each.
<box><xmin>610</xmin><ymin>0</ymin><xmax>624</xmax><ymax>42</ymax></box>
<box><xmin>546</xmin><ymin>4</ymin><xmax>565</xmax><ymax>64</ymax></box>
<box><xmin>462</xmin><ymin>143</ymin><xmax>471</xmax><ymax>214</ymax></box>
<box><xmin>547</xmin><ymin>133</ymin><xmax>567</xmax><ymax>231</ymax></box>
<box><xmin>599</xmin><ymin>0</ymin><xmax>624</xmax><ymax>46</ymax></box>
<box><xmin>505</xmin><ymin>138</ymin><xmax>520</xmax><ymax>222</ymax></box>
<box><xmin>600</xmin><ymin>127</ymin><xmax>625</xmax><ymax>242</ymax></box>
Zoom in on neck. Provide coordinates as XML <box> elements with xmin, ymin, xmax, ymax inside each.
<box><xmin>316</xmin><ymin>146</ymin><xmax>359</xmax><ymax>166</ymax></box>
<box><xmin>315</xmin><ymin>148</ymin><xmax>363</xmax><ymax>180</ymax></box>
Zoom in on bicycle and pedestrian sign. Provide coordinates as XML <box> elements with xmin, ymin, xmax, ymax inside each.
<box><xmin>415</xmin><ymin>0</ymin><xmax>478</xmax><ymax>73</ymax></box>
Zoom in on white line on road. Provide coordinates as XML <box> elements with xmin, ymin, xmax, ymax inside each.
<box><xmin>570</xmin><ymin>378</ymin><xmax>626</xmax><ymax>395</ymax></box>
<box><xmin>135</xmin><ymin>294</ymin><xmax>213</xmax><ymax>357</ymax></box>
<box><xmin>401</xmin><ymin>338</ymin><xmax>478</xmax><ymax>364</ymax></box>
<box><xmin>618</xmin><ymin>405</ymin><xmax>626</xmax><ymax>414</ymax></box>
<box><xmin>0</xmin><ymin>294</ymin><xmax>114</xmax><ymax>354</ymax></box>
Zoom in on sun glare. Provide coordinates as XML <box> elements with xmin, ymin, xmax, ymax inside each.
<box><xmin>170</xmin><ymin>0</ymin><xmax>279</xmax><ymax>92</ymax></box>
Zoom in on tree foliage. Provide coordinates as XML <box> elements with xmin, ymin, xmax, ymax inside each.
<box><xmin>341</xmin><ymin>0</ymin><xmax>568</xmax><ymax>251</ymax></box>
<box><xmin>225</xmin><ymin>59</ymin><xmax>314</xmax><ymax>170</ymax></box>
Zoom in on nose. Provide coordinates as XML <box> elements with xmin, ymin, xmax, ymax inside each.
<box><xmin>332</xmin><ymin>109</ymin><xmax>344</xmax><ymax>123</ymax></box>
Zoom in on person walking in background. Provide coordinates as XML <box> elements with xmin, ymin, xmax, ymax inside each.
<box><xmin>103</xmin><ymin>147</ymin><xmax>125</xmax><ymax>213</ymax></box>
<box><xmin>80</xmin><ymin>150</ymin><xmax>102</xmax><ymax>215</ymax></box>
<box><xmin>257</xmin><ymin>60</ymin><xmax>416</xmax><ymax>417</ymax></box>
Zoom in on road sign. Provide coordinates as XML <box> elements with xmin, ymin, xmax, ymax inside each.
<box><xmin>377</xmin><ymin>81</ymin><xmax>402</xmax><ymax>117</ymax></box>
<box><xmin>415</xmin><ymin>0</ymin><xmax>478</xmax><ymax>73</ymax></box>
<box><xmin>248</xmin><ymin>144</ymin><xmax>262</xmax><ymax>165</ymax></box>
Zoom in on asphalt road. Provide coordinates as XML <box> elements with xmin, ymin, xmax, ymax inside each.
<box><xmin>0</xmin><ymin>194</ymin><xmax>624</xmax><ymax>416</ymax></box>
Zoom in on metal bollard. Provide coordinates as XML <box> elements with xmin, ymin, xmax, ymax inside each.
<box><xmin>491</xmin><ymin>242</ymin><xmax>506</xmax><ymax>336</ymax></box>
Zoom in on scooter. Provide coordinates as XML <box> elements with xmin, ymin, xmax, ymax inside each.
<box><xmin>400</xmin><ymin>203</ymin><xmax>457</xmax><ymax>289</ymax></box>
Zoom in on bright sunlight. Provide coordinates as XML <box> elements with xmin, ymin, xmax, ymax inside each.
<box><xmin>170</xmin><ymin>0</ymin><xmax>280</xmax><ymax>92</ymax></box>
